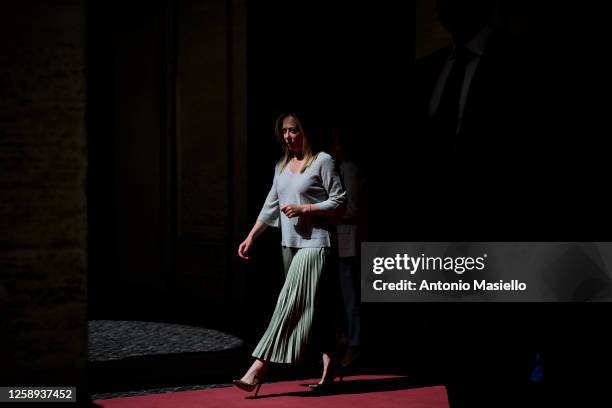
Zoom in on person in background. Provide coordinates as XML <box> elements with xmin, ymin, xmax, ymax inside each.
<box><xmin>330</xmin><ymin>126</ymin><xmax>364</xmax><ymax>369</ymax></box>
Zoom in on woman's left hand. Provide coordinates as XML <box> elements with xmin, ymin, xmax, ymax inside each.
<box><xmin>281</xmin><ymin>204</ymin><xmax>307</xmax><ymax>218</ymax></box>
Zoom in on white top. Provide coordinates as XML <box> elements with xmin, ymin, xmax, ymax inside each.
<box><xmin>258</xmin><ymin>152</ymin><xmax>347</xmax><ymax>248</ymax></box>
<box><xmin>337</xmin><ymin>160</ymin><xmax>362</xmax><ymax>258</ymax></box>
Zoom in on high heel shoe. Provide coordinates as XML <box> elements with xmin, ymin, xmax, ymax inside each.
<box><xmin>233</xmin><ymin>376</ymin><xmax>264</xmax><ymax>396</ymax></box>
<box><xmin>308</xmin><ymin>365</ymin><xmax>344</xmax><ymax>390</ymax></box>
<box><xmin>308</xmin><ymin>379</ymin><xmax>338</xmax><ymax>392</ymax></box>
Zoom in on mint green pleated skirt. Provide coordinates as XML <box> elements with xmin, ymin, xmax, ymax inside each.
<box><xmin>252</xmin><ymin>246</ymin><xmax>333</xmax><ymax>364</ymax></box>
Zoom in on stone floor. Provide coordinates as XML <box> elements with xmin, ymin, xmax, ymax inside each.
<box><xmin>91</xmin><ymin>383</ymin><xmax>232</xmax><ymax>400</ymax></box>
<box><xmin>88</xmin><ymin>320</ymin><xmax>243</xmax><ymax>362</ymax></box>
<box><xmin>88</xmin><ymin>320</ymin><xmax>246</xmax><ymax>400</ymax></box>
<box><xmin>87</xmin><ymin>319</ymin><xmax>409</xmax><ymax>402</ymax></box>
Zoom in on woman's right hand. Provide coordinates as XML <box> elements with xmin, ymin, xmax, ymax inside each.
<box><xmin>238</xmin><ymin>236</ymin><xmax>253</xmax><ymax>260</ymax></box>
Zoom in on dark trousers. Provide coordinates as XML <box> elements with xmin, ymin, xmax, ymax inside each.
<box><xmin>339</xmin><ymin>256</ymin><xmax>360</xmax><ymax>346</ymax></box>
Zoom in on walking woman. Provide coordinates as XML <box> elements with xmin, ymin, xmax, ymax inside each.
<box><xmin>234</xmin><ymin>112</ymin><xmax>347</xmax><ymax>395</ymax></box>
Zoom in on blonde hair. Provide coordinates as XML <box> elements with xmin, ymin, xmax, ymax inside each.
<box><xmin>275</xmin><ymin>113</ymin><xmax>320</xmax><ymax>174</ymax></box>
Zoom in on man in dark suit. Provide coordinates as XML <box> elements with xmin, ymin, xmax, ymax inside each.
<box><xmin>411</xmin><ymin>2</ymin><xmax>611</xmax><ymax>406</ymax></box>
<box><xmin>411</xmin><ymin>0</ymin><xmax>539</xmax><ymax>238</ymax></box>
<box><xmin>415</xmin><ymin>0</ymin><xmax>526</xmax><ymax>158</ymax></box>
<box><xmin>412</xmin><ymin>2</ymin><xmax>538</xmax><ymax>407</ymax></box>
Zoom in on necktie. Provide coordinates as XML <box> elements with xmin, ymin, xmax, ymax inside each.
<box><xmin>432</xmin><ymin>46</ymin><xmax>474</xmax><ymax>150</ymax></box>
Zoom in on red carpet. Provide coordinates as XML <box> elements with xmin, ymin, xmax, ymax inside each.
<box><xmin>95</xmin><ymin>375</ymin><xmax>449</xmax><ymax>408</ymax></box>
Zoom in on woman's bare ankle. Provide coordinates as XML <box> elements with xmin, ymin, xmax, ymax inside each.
<box><xmin>242</xmin><ymin>359</ymin><xmax>267</xmax><ymax>383</ymax></box>
<box><xmin>319</xmin><ymin>352</ymin><xmax>338</xmax><ymax>384</ymax></box>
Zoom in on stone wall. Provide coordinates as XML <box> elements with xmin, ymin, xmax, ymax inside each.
<box><xmin>0</xmin><ymin>0</ymin><xmax>88</xmax><ymax>399</ymax></box>
<box><xmin>174</xmin><ymin>0</ymin><xmax>247</xmax><ymax>309</ymax></box>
